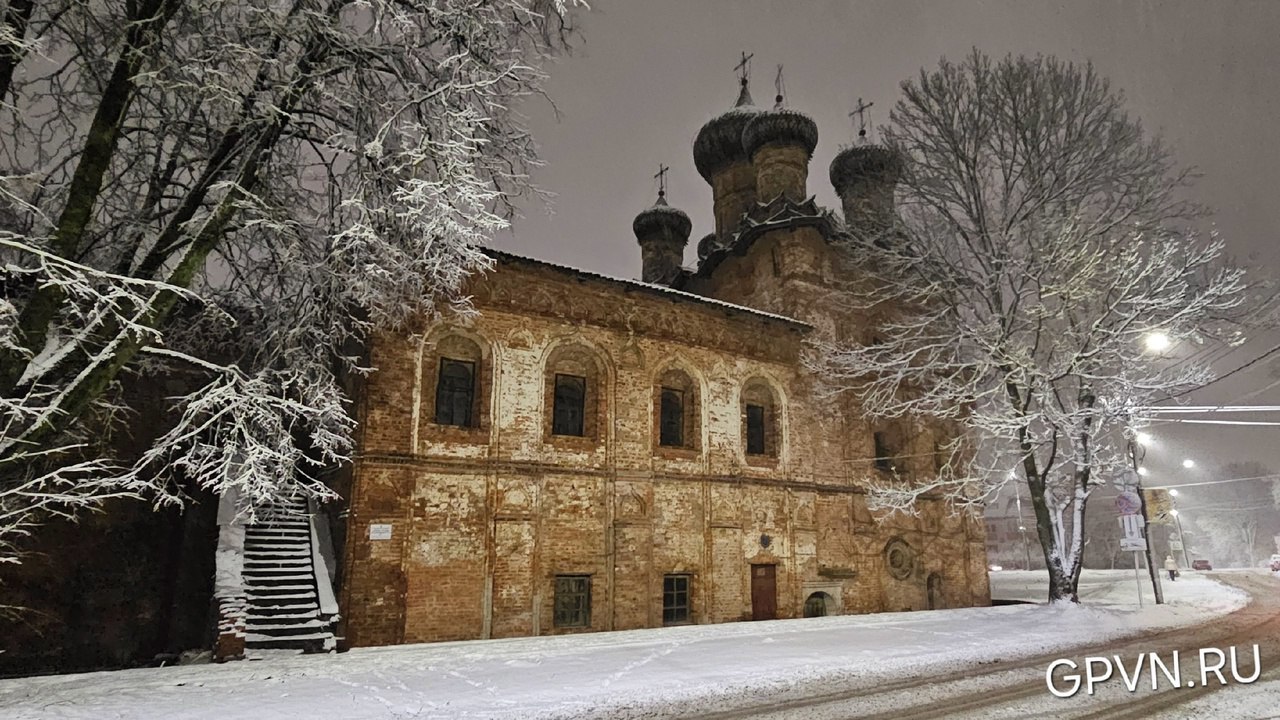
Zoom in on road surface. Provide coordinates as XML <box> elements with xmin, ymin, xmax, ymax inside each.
<box><xmin>700</xmin><ymin>572</ymin><xmax>1280</xmax><ymax>719</ymax></box>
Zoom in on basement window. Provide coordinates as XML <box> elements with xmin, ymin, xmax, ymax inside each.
<box><xmin>554</xmin><ymin>575</ymin><xmax>591</xmax><ymax>628</ymax></box>
<box><xmin>663</xmin><ymin>574</ymin><xmax>691</xmax><ymax>625</ymax></box>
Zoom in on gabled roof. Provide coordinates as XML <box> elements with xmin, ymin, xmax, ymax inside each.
<box><xmin>482</xmin><ymin>249</ymin><xmax>810</xmax><ymax>330</ymax></box>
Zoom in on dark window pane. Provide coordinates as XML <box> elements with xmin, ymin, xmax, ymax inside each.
<box><xmin>554</xmin><ymin>575</ymin><xmax>591</xmax><ymax>628</ymax></box>
<box><xmin>746</xmin><ymin>404</ymin><xmax>766</xmax><ymax>455</ymax></box>
<box><xmin>662</xmin><ymin>574</ymin><xmax>690</xmax><ymax>625</ymax></box>
<box><xmin>553</xmin><ymin>374</ymin><xmax>586</xmax><ymax>436</ymax></box>
<box><xmin>659</xmin><ymin>388</ymin><xmax>684</xmax><ymax>447</ymax></box>
<box><xmin>874</xmin><ymin>431</ymin><xmax>893</xmax><ymax>472</ymax></box>
<box><xmin>435</xmin><ymin>358</ymin><xmax>475</xmax><ymax>427</ymax></box>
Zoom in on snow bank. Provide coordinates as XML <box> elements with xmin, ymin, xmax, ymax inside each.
<box><xmin>0</xmin><ymin>571</ymin><xmax>1250</xmax><ymax>720</ymax></box>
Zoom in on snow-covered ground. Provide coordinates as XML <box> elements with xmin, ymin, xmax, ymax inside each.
<box><xmin>0</xmin><ymin>571</ymin><xmax>1248</xmax><ymax>720</ymax></box>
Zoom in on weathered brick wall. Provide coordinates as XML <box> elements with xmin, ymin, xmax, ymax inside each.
<box><xmin>340</xmin><ymin>250</ymin><xmax>990</xmax><ymax>646</ymax></box>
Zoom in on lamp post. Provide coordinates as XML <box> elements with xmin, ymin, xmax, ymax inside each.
<box><xmin>1128</xmin><ymin>433</ymin><xmax>1164</xmax><ymax>604</ymax></box>
<box><xmin>1170</xmin><ymin>506</ymin><xmax>1192</xmax><ymax>569</ymax></box>
<box><xmin>1014</xmin><ymin>488</ymin><xmax>1033</xmax><ymax>570</ymax></box>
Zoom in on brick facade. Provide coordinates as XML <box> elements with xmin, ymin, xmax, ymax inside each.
<box><xmin>340</xmin><ymin>257</ymin><xmax>990</xmax><ymax>645</ymax></box>
<box><xmin>339</xmin><ymin>87</ymin><xmax>990</xmax><ymax>646</ymax></box>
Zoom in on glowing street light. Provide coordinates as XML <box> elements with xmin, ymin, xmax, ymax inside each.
<box><xmin>1182</xmin><ymin>459</ymin><xmax>1195</xmax><ymax>469</ymax></box>
<box><xmin>1144</xmin><ymin>331</ymin><xmax>1172</xmax><ymax>352</ymax></box>
<box><xmin>1137</xmin><ymin>466</ymin><xmax>1150</xmax><ymax>477</ymax></box>
<box><xmin>1168</xmin><ymin>488</ymin><xmax>1179</xmax><ymax>497</ymax></box>
<box><xmin>1135</xmin><ymin>432</ymin><xmax>1153</xmax><ymax>446</ymax></box>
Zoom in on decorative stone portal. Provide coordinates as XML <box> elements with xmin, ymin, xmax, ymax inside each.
<box><xmin>803</xmin><ymin>591</ymin><xmax>835</xmax><ymax>617</ymax></box>
<box><xmin>800</xmin><ymin>580</ymin><xmax>844</xmax><ymax>617</ymax></box>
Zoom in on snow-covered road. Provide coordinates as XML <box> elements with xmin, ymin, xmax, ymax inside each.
<box><xmin>0</xmin><ymin>570</ymin><xmax>1259</xmax><ymax>719</ymax></box>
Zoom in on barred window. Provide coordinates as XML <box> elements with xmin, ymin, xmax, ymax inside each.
<box><xmin>554</xmin><ymin>575</ymin><xmax>591</xmax><ymax>628</ymax></box>
<box><xmin>434</xmin><ymin>358</ymin><xmax>476</xmax><ymax>427</ymax></box>
<box><xmin>552</xmin><ymin>374</ymin><xmax>586</xmax><ymax>437</ymax></box>
<box><xmin>663</xmin><ymin>574</ymin><xmax>691</xmax><ymax>625</ymax></box>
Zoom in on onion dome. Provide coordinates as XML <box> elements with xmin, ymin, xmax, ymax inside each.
<box><xmin>632</xmin><ymin>192</ymin><xmax>692</xmax><ymax>242</ymax></box>
<box><xmin>693</xmin><ymin>80</ymin><xmax>763</xmax><ymax>182</ymax></box>
<box><xmin>741</xmin><ymin>107</ymin><xmax>818</xmax><ymax>161</ymax></box>
<box><xmin>829</xmin><ymin>144</ymin><xmax>903</xmax><ymax>194</ymax></box>
<box><xmin>696</xmin><ymin>232</ymin><xmax>719</xmax><ymax>261</ymax></box>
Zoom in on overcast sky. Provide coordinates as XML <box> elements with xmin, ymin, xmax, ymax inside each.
<box><xmin>495</xmin><ymin>0</ymin><xmax>1280</xmax><ymax>490</ymax></box>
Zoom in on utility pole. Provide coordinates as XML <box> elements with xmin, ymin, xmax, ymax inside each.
<box><xmin>1129</xmin><ymin>438</ymin><xmax>1164</xmax><ymax>604</ymax></box>
<box><xmin>1173</xmin><ymin>511</ymin><xmax>1192</xmax><ymax>568</ymax></box>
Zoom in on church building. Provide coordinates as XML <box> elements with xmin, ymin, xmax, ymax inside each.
<box><xmin>326</xmin><ymin>70</ymin><xmax>992</xmax><ymax>648</ymax></box>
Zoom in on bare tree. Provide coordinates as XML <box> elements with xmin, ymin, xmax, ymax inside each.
<box><xmin>0</xmin><ymin>0</ymin><xmax>580</xmax><ymax>562</ymax></box>
<box><xmin>1188</xmin><ymin>462</ymin><xmax>1280</xmax><ymax>568</ymax></box>
<box><xmin>811</xmin><ymin>50</ymin><xmax>1256</xmax><ymax>602</ymax></box>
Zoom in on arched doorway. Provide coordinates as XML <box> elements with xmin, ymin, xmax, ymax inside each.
<box><xmin>803</xmin><ymin>591</ymin><xmax>834</xmax><ymax>618</ymax></box>
<box><xmin>927</xmin><ymin>573</ymin><xmax>944</xmax><ymax>610</ymax></box>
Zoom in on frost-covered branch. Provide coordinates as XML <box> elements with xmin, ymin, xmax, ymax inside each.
<box><xmin>0</xmin><ymin>0</ymin><xmax>583</xmax><ymax>562</ymax></box>
<box><xmin>810</xmin><ymin>50</ymin><xmax>1259</xmax><ymax>602</ymax></box>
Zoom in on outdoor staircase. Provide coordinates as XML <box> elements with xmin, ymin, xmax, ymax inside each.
<box><xmin>241</xmin><ymin>497</ymin><xmax>338</xmax><ymax>653</ymax></box>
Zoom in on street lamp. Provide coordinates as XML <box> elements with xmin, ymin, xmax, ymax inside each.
<box><xmin>1135</xmin><ymin>432</ymin><xmax>1153</xmax><ymax>446</ymax></box>
<box><xmin>1137</xmin><ymin>466</ymin><xmax>1150</xmax><ymax>477</ymax></box>
<box><xmin>1144</xmin><ymin>331</ymin><xmax>1172</xmax><ymax>352</ymax></box>
<box><xmin>1182</xmin><ymin>459</ymin><xmax>1195</xmax><ymax>469</ymax></box>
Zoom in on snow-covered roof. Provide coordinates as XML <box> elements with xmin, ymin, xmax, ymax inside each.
<box><xmin>484</xmin><ymin>249</ymin><xmax>810</xmax><ymax>329</ymax></box>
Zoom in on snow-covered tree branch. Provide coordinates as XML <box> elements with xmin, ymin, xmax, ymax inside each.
<box><xmin>810</xmin><ymin>50</ymin><xmax>1261</xmax><ymax>602</ymax></box>
<box><xmin>0</xmin><ymin>0</ymin><xmax>581</xmax><ymax>562</ymax></box>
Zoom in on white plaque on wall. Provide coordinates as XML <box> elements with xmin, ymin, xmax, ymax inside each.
<box><xmin>369</xmin><ymin>523</ymin><xmax>393</xmax><ymax>541</ymax></box>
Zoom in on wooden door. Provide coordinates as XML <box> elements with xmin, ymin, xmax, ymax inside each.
<box><xmin>750</xmin><ymin>564</ymin><xmax>776</xmax><ymax>620</ymax></box>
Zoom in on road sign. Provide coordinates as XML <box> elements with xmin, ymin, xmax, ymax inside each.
<box><xmin>1121</xmin><ymin>537</ymin><xmax>1148</xmax><ymax>552</ymax></box>
<box><xmin>1143</xmin><ymin>488</ymin><xmax>1174</xmax><ymax>524</ymax></box>
<box><xmin>1115</xmin><ymin>491</ymin><xmax>1142</xmax><ymax>515</ymax></box>
<box><xmin>1170</xmin><ymin>539</ymin><xmax>1184</xmax><ymax>552</ymax></box>
<box><xmin>1118</xmin><ymin>513</ymin><xmax>1145</xmax><ymax>540</ymax></box>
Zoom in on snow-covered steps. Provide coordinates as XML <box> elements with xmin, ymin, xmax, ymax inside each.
<box><xmin>240</xmin><ymin>499</ymin><xmax>337</xmax><ymax>655</ymax></box>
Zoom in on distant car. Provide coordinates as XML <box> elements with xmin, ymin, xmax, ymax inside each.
<box><xmin>1191</xmin><ymin>559</ymin><xmax>1212</xmax><ymax>571</ymax></box>
<box><xmin>1270</xmin><ymin>554</ymin><xmax>1280</xmax><ymax>572</ymax></box>
<box><xmin>988</xmin><ymin>564</ymin><xmax>1003</xmax><ymax>572</ymax></box>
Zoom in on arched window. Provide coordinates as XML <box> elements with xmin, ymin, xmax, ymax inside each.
<box><xmin>741</xmin><ymin>379</ymin><xmax>780</xmax><ymax>459</ymax></box>
<box><xmin>436</xmin><ymin>359</ymin><xmax>475</xmax><ymax>427</ymax></box>
<box><xmin>426</xmin><ymin>334</ymin><xmax>488</xmax><ymax>433</ymax></box>
<box><xmin>545</xmin><ymin>344</ymin><xmax>606</xmax><ymax>443</ymax></box>
<box><xmin>654</xmin><ymin>367</ymin><xmax>699</xmax><ymax>451</ymax></box>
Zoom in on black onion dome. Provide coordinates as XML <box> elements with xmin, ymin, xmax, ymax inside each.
<box><xmin>741</xmin><ymin>108</ymin><xmax>819</xmax><ymax>161</ymax></box>
<box><xmin>692</xmin><ymin>82</ymin><xmax>763</xmax><ymax>182</ymax></box>
<box><xmin>632</xmin><ymin>195</ymin><xmax>692</xmax><ymax>242</ymax></box>
<box><xmin>829</xmin><ymin>144</ymin><xmax>904</xmax><ymax>193</ymax></box>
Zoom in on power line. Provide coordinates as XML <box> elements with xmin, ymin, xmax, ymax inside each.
<box><xmin>1138</xmin><ymin>405</ymin><xmax>1280</xmax><ymax>414</ymax></box>
<box><xmin>1158</xmin><ymin>340</ymin><xmax>1280</xmax><ymax>401</ymax></box>
<box><xmin>1151</xmin><ymin>418</ymin><xmax>1280</xmax><ymax>426</ymax></box>
<box><xmin>1148</xmin><ymin>473</ymin><xmax>1280</xmax><ymax>490</ymax></box>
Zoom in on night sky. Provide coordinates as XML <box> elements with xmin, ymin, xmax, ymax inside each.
<box><xmin>495</xmin><ymin>1</ymin><xmax>1280</xmax><ymax>493</ymax></box>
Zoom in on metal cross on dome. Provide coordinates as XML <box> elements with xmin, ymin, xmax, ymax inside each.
<box><xmin>734</xmin><ymin>51</ymin><xmax>754</xmax><ymax>85</ymax></box>
<box><xmin>654</xmin><ymin>163</ymin><xmax>669</xmax><ymax>198</ymax></box>
<box><xmin>850</xmin><ymin>97</ymin><xmax>875</xmax><ymax>140</ymax></box>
